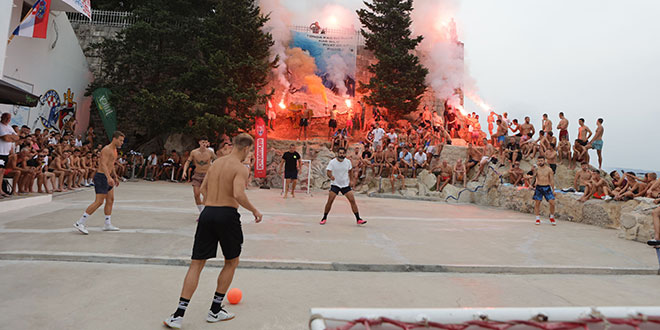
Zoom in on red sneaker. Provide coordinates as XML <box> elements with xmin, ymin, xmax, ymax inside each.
<box><xmin>550</xmin><ymin>218</ymin><xmax>556</xmax><ymax>226</ymax></box>
<box><xmin>356</xmin><ymin>219</ymin><xmax>367</xmax><ymax>226</ymax></box>
<box><xmin>320</xmin><ymin>219</ymin><xmax>327</xmax><ymax>225</ymax></box>
<box><xmin>535</xmin><ymin>219</ymin><xmax>541</xmax><ymax>225</ymax></box>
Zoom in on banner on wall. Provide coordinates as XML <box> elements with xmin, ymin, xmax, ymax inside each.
<box><xmin>62</xmin><ymin>0</ymin><xmax>92</xmax><ymax>20</ymax></box>
<box><xmin>254</xmin><ymin>117</ymin><xmax>267</xmax><ymax>178</ymax></box>
<box><xmin>92</xmin><ymin>88</ymin><xmax>117</xmax><ymax>140</ymax></box>
<box><xmin>291</xmin><ymin>28</ymin><xmax>358</xmax><ymax>96</ymax></box>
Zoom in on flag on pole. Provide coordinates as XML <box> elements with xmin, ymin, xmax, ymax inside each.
<box><xmin>12</xmin><ymin>0</ymin><xmax>52</xmax><ymax>39</ymax></box>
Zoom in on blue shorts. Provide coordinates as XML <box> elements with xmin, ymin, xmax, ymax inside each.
<box><xmin>533</xmin><ymin>185</ymin><xmax>555</xmax><ymax>201</ymax></box>
<box><xmin>93</xmin><ymin>173</ymin><xmax>113</xmax><ymax>195</ymax></box>
<box><xmin>497</xmin><ymin>136</ymin><xmax>506</xmax><ymax>144</ymax></box>
<box><xmin>592</xmin><ymin>139</ymin><xmax>603</xmax><ymax>150</ymax></box>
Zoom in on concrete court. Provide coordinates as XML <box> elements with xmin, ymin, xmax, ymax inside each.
<box><xmin>2</xmin><ymin>260</ymin><xmax>660</xmax><ymax>330</ymax></box>
<box><xmin>0</xmin><ymin>181</ymin><xmax>657</xmax><ymax>270</ymax></box>
<box><xmin>1</xmin><ymin>182</ymin><xmax>660</xmax><ymax>329</ymax></box>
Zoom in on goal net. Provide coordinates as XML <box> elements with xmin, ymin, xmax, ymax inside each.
<box><xmin>309</xmin><ymin>307</ymin><xmax>660</xmax><ymax>330</ymax></box>
<box><xmin>281</xmin><ymin>159</ymin><xmax>312</xmax><ymax>195</ymax></box>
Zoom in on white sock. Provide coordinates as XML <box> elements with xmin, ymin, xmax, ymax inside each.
<box><xmin>536</xmin><ymin>215</ymin><xmax>540</xmax><ymax>220</ymax></box>
<box><xmin>550</xmin><ymin>214</ymin><xmax>554</xmax><ymax>219</ymax></box>
<box><xmin>197</xmin><ymin>205</ymin><xmax>204</xmax><ymax>213</ymax></box>
<box><xmin>104</xmin><ymin>215</ymin><xmax>111</xmax><ymax>226</ymax></box>
<box><xmin>77</xmin><ymin>213</ymin><xmax>89</xmax><ymax>225</ymax></box>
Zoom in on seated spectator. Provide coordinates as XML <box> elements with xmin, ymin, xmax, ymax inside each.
<box><xmin>412</xmin><ymin>146</ymin><xmax>428</xmax><ymax>178</ymax></box>
<box><xmin>453</xmin><ymin>158</ymin><xmax>467</xmax><ymax>187</ymax></box>
<box><xmin>648</xmin><ymin>199</ymin><xmax>660</xmax><ymax>247</ymax></box>
<box><xmin>508</xmin><ymin>161</ymin><xmax>524</xmax><ymax>186</ymax></box>
<box><xmin>398</xmin><ymin>146</ymin><xmax>413</xmax><ymax>176</ymax></box>
<box><xmin>433</xmin><ymin>159</ymin><xmax>453</xmax><ymax>192</ymax></box>
<box><xmin>143</xmin><ymin>151</ymin><xmax>159</xmax><ymax>180</ymax></box>
<box><xmin>389</xmin><ymin>163</ymin><xmax>405</xmax><ymax>193</ymax></box>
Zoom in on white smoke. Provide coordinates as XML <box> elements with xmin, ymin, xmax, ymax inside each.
<box><xmin>326</xmin><ymin>54</ymin><xmax>349</xmax><ymax>96</ymax></box>
<box><xmin>412</xmin><ymin>0</ymin><xmax>487</xmax><ymax>112</ymax></box>
<box><xmin>260</xmin><ymin>0</ymin><xmax>292</xmax><ymax>88</ymax></box>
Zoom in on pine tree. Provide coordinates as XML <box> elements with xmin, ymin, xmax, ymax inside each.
<box><xmin>88</xmin><ymin>0</ymin><xmax>274</xmax><ymax>144</ymax></box>
<box><xmin>357</xmin><ymin>0</ymin><xmax>428</xmax><ymax>120</ymax></box>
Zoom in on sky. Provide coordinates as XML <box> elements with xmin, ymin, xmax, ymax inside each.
<box><xmin>274</xmin><ymin>0</ymin><xmax>659</xmax><ymax>170</ymax></box>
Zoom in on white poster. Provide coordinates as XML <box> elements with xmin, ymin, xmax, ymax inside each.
<box><xmin>62</xmin><ymin>0</ymin><xmax>91</xmax><ymax>20</ymax></box>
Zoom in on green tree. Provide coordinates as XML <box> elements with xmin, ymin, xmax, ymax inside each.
<box><xmin>88</xmin><ymin>0</ymin><xmax>274</xmax><ymax>145</ymax></box>
<box><xmin>357</xmin><ymin>0</ymin><xmax>428</xmax><ymax>120</ymax></box>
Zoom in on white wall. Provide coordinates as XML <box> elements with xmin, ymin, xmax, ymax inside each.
<box><xmin>0</xmin><ymin>0</ymin><xmax>16</xmax><ymax>78</ymax></box>
<box><xmin>1</xmin><ymin>0</ymin><xmax>93</xmax><ymax>137</ymax></box>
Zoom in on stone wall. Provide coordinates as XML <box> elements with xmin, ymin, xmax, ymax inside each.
<box><xmin>264</xmin><ymin>139</ymin><xmax>657</xmax><ymax>245</ymax></box>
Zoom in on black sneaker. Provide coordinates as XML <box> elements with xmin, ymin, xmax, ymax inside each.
<box><xmin>647</xmin><ymin>239</ymin><xmax>660</xmax><ymax>247</ymax></box>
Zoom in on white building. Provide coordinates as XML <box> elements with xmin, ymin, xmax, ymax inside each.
<box><xmin>0</xmin><ymin>0</ymin><xmax>93</xmax><ymax>136</ymax></box>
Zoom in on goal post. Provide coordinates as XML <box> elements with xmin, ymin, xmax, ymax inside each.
<box><xmin>281</xmin><ymin>159</ymin><xmax>312</xmax><ymax>195</ymax></box>
<box><xmin>309</xmin><ymin>307</ymin><xmax>660</xmax><ymax>330</ymax></box>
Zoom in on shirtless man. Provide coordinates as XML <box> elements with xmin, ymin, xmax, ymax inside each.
<box><xmin>617</xmin><ymin>173</ymin><xmax>656</xmax><ymax>201</ymax></box>
<box><xmin>572</xmin><ymin>162</ymin><xmax>591</xmax><ymax>194</ymax></box>
<box><xmin>587</xmin><ymin>118</ymin><xmax>604</xmax><ymax>170</ymax></box>
<box><xmin>384</xmin><ymin>144</ymin><xmax>398</xmax><ymax>170</ymax></box>
<box><xmin>544</xmin><ymin>143</ymin><xmax>558</xmax><ymax>174</ymax></box>
<box><xmin>74</xmin><ymin>131</ymin><xmax>125</xmax><ymax>234</ymax></box>
<box><xmin>182</xmin><ymin>137</ymin><xmax>217</xmax><ymax>216</ymax></box>
<box><xmin>163</xmin><ymin>133</ymin><xmax>262</xmax><ymax>329</ymax></box>
<box><xmin>372</xmin><ymin>145</ymin><xmax>386</xmax><ymax>177</ymax></box>
<box><xmin>433</xmin><ymin>159</ymin><xmax>453</xmax><ymax>192</ymax></box>
<box><xmin>576</xmin><ymin>118</ymin><xmax>592</xmax><ymax>147</ymax></box>
<box><xmin>52</xmin><ymin>151</ymin><xmax>74</xmax><ymax>190</ymax></box>
<box><xmin>453</xmin><ymin>158</ymin><xmax>467</xmax><ymax>187</ymax></box>
<box><xmin>542</xmin><ymin>113</ymin><xmax>553</xmax><ymax>136</ymax></box>
<box><xmin>532</xmin><ymin>155</ymin><xmax>556</xmax><ymax>225</ymax></box>
<box><xmin>557</xmin><ymin>112</ymin><xmax>569</xmax><ymax>141</ymax></box>
<box><xmin>471</xmin><ymin>138</ymin><xmax>495</xmax><ymax>181</ymax></box>
<box><xmin>465</xmin><ymin>142</ymin><xmax>482</xmax><ymax>174</ymax></box>
<box><xmin>571</xmin><ymin>139</ymin><xmax>590</xmax><ymax>169</ymax></box>
<box><xmin>349</xmin><ymin>148</ymin><xmax>362</xmax><ymax>187</ymax></box>
<box><xmin>298</xmin><ymin>103</ymin><xmax>312</xmax><ymax>140</ymax></box>
<box><xmin>494</xmin><ymin>119</ymin><xmax>508</xmax><ymax>147</ymax></box>
<box><xmin>520</xmin><ymin>117</ymin><xmax>535</xmax><ymax>139</ymax></box>
<box><xmin>509</xmin><ymin>161</ymin><xmax>524</xmax><ymax>186</ymax></box>
<box><xmin>328</xmin><ymin>104</ymin><xmax>338</xmax><ymax>140</ymax></box>
<box><xmin>579</xmin><ymin>170</ymin><xmax>611</xmax><ymax>202</ymax></box>
<box><xmin>645</xmin><ymin>177</ymin><xmax>660</xmax><ymax>199</ymax></box>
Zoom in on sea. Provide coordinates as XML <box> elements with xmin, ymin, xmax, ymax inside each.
<box><xmin>605</xmin><ymin>167</ymin><xmax>660</xmax><ymax>178</ymax></box>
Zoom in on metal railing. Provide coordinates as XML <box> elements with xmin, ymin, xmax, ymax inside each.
<box><xmin>66</xmin><ymin>10</ymin><xmax>136</xmax><ymax>28</ymax></box>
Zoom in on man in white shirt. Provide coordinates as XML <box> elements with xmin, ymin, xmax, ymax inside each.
<box><xmin>0</xmin><ymin>113</ymin><xmax>20</xmax><ymax>198</ymax></box>
<box><xmin>413</xmin><ymin>147</ymin><xmax>428</xmax><ymax>178</ymax></box>
<box><xmin>371</xmin><ymin>123</ymin><xmax>385</xmax><ymax>149</ymax></box>
<box><xmin>320</xmin><ymin>147</ymin><xmax>366</xmax><ymax>226</ymax></box>
<box><xmin>386</xmin><ymin>128</ymin><xmax>397</xmax><ymax>145</ymax></box>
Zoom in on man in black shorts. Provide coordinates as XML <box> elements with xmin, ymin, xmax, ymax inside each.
<box><xmin>299</xmin><ymin>102</ymin><xmax>312</xmax><ymax>140</ymax></box>
<box><xmin>320</xmin><ymin>147</ymin><xmax>366</xmax><ymax>225</ymax></box>
<box><xmin>279</xmin><ymin>144</ymin><xmax>301</xmax><ymax>198</ymax></box>
<box><xmin>164</xmin><ymin>133</ymin><xmax>262</xmax><ymax>329</ymax></box>
<box><xmin>328</xmin><ymin>104</ymin><xmax>338</xmax><ymax>140</ymax></box>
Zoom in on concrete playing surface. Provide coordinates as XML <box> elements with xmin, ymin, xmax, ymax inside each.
<box><xmin>1</xmin><ymin>181</ymin><xmax>659</xmax><ymax>329</ymax></box>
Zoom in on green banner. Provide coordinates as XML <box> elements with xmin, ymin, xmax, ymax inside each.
<box><xmin>92</xmin><ymin>88</ymin><xmax>117</xmax><ymax>140</ymax></box>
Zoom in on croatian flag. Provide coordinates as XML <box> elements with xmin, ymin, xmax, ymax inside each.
<box><xmin>12</xmin><ymin>0</ymin><xmax>52</xmax><ymax>39</ymax></box>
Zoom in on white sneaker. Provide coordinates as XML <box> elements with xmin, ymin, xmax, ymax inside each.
<box><xmin>207</xmin><ymin>307</ymin><xmax>235</xmax><ymax>322</ymax></box>
<box><xmin>74</xmin><ymin>222</ymin><xmax>89</xmax><ymax>235</ymax></box>
<box><xmin>163</xmin><ymin>315</ymin><xmax>183</xmax><ymax>329</ymax></box>
<box><xmin>102</xmin><ymin>224</ymin><xmax>120</xmax><ymax>231</ymax></box>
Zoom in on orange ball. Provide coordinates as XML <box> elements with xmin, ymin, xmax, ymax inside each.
<box><xmin>227</xmin><ymin>288</ymin><xmax>242</xmax><ymax>304</ymax></box>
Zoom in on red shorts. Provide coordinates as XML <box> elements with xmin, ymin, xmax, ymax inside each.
<box><xmin>559</xmin><ymin>129</ymin><xmax>568</xmax><ymax>140</ymax></box>
<box><xmin>442</xmin><ymin>176</ymin><xmax>450</xmax><ymax>181</ymax></box>
<box><xmin>593</xmin><ymin>192</ymin><xmax>604</xmax><ymax>199</ymax></box>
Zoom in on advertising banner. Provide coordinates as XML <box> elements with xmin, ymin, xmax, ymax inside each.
<box><xmin>254</xmin><ymin>117</ymin><xmax>267</xmax><ymax>178</ymax></box>
<box><xmin>92</xmin><ymin>88</ymin><xmax>117</xmax><ymax>140</ymax></box>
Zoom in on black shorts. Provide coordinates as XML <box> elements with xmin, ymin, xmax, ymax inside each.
<box><xmin>93</xmin><ymin>173</ymin><xmax>113</xmax><ymax>194</ymax></box>
<box><xmin>284</xmin><ymin>170</ymin><xmax>298</xmax><ymax>179</ymax></box>
<box><xmin>577</xmin><ymin>139</ymin><xmax>588</xmax><ymax>146</ymax></box>
<box><xmin>467</xmin><ymin>159</ymin><xmax>478</xmax><ymax>166</ymax></box>
<box><xmin>192</xmin><ymin>206</ymin><xmax>243</xmax><ymax>260</ymax></box>
<box><xmin>300</xmin><ymin>118</ymin><xmax>309</xmax><ymax>127</ymax></box>
<box><xmin>0</xmin><ymin>155</ymin><xmax>7</xmax><ymax>169</ymax></box>
<box><xmin>330</xmin><ymin>185</ymin><xmax>352</xmax><ymax>195</ymax></box>
<box><xmin>329</xmin><ymin>119</ymin><xmax>337</xmax><ymax>128</ymax></box>
<box><xmin>549</xmin><ymin>163</ymin><xmax>557</xmax><ymax>173</ymax></box>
